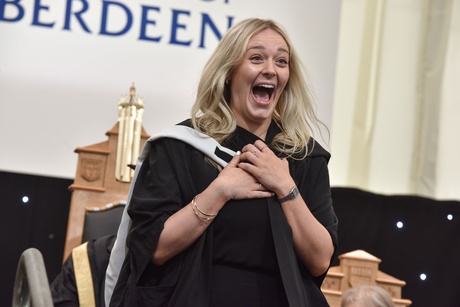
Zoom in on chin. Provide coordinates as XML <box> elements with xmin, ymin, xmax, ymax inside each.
<box><xmin>250</xmin><ymin>114</ymin><xmax>273</xmax><ymax>124</ymax></box>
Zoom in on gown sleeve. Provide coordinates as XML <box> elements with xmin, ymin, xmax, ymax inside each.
<box><xmin>110</xmin><ymin>138</ymin><xmax>187</xmax><ymax>306</ymax></box>
<box><xmin>110</xmin><ymin>137</ymin><xmax>218</xmax><ymax>306</ymax></box>
<box><xmin>293</xmin><ymin>142</ymin><xmax>339</xmax><ymax>285</ymax></box>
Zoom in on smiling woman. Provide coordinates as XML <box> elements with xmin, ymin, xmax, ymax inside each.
<box><xmin>227</xmin><ymin>28</ymin><xmax>290</xmax><ymax>137</ymax></box>
<box><xmin>105</xmin><ymin>18</ymin><xmax>338</xmax><ymax>307</ymax></box>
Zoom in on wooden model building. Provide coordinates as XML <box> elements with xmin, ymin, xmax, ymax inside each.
<box><xmin>62</xmin><ymin>84</ymin><xmax>150</xmax><ymax>260</ymax></box>
<box><xmin>321</xmin><ymin>249</ymin><xmax>412</xmax><ymax>306</ymax></box>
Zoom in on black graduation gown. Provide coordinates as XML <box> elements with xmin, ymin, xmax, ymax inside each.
<box><xmin>110</xmin><ymin>119</ymin><xmax>338</xmax><ymax>307</ymax></box>
<box><xmin>51</xmin><ymin>234</ymin><xmax>117</xmax><ymax>307</ymax></box>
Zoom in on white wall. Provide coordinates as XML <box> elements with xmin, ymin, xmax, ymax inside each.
<box><xmin>0</xmin><ymin>0</ymin><xmax>341</xmax><ymax>179</ymax></box>
<box><xmin>329</xmin><ymin>0</ymin><xmax>460</xmax><ymax>201</ymax></box>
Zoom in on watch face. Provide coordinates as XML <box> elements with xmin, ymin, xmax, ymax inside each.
<box><xmin>292</xmin><ymin>187</ymin><xmax>299</xmax><ymax>198</ymax></box>
<box><xmin>290</xmin><ymin>187</ymin><xmax>299</xmax><ymax>199</ymax></box>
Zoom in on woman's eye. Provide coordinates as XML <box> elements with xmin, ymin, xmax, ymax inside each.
<box><xmin>250</xmin><ymin>55</ymin><xmax>263</xmax><ymax>61</ymax></box>
<box><xmin>277</xmin><ymin>58</ymin><xmax>288</xmax><ymax>65</ymax></box>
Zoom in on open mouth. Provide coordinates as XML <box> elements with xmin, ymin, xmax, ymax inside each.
<box><xmin>252</xmin><ymin>84</ymin><xmax>275</xmax><ymax>103</ymax></box>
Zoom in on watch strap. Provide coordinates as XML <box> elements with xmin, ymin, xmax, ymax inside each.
<box><xmin>278</xmin><ymin>186</ymin><xmax>299</xmax><ymax>203</ymax></box>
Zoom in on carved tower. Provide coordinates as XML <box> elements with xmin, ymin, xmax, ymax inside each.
<box><xmin>63</xmin><ymin>84</ymin><xmax>149</xmax><ymax>260</ymax></box>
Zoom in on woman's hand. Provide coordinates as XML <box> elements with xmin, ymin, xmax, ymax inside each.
<box><xmin>238</xmin><ymin>140</ymin><xmax>296</xmax><ymax>199</ymax></box>
<box><xmin>213</xmin><ymin>151</ymin><xmax>274</xmax><ymax>202</ymax></box>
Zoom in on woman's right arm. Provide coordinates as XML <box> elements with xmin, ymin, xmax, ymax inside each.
<box><xmin>152</xmin><ymin>152</ymin><xmax>273</xmax><ymax>265</ymax></box>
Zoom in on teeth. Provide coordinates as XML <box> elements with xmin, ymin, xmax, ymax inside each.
<box><xmin>259</xmin><ymin>84</ymin><xmax>274</xmax><ymax>88</ymax></box>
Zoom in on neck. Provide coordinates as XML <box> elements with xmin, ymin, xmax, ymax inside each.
<box><xmin>255</xmin><ymin>129</ymin><xmax>268</xmax><ymax>140</ymax></box>
<box><xmin>234</xmin><ymin>117</ymin><xmax>271</xmax><ymax>140</ymax></box>
<box><xmin>240</xmin><ymin>121</ymin><xmax>270</xmax><ymax>140</ymax></box>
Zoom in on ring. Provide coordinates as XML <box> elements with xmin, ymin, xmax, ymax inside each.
<box><xmin>253</xmin><ymin>150</ymin><xmax>258</xmax><ymax>156</ymax></box>
<box><xmin>259</xmin><ymin>183</ymin><xmax>262</xmax><ymax>189</ymax></box>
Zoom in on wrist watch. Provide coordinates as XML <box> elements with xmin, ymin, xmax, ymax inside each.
<box><xmin>278</xmin><ymin>186</ymin><xmax>299</xmax><ymax>203</ymax></box>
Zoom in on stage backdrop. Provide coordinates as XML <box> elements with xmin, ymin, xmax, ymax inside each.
<box><xmin>0</xmin><ymin>0</ymin><xmax>341</xmax><ymax>179</ymax></box>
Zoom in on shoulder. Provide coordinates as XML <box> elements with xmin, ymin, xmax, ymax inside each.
<box><xmin>145</xmin><ymin>120</ymin><xmax>210</xmax><ymax>164</ymax></box>
<box><xmin>307</xmin><ymin>139</ymin><xmax>331</xmax><ymax>163</ymax></box>
<box><xmin>289</xmin><ymin>139</ymin><xmax>331</xmax><ymax>183</ymax></box>
<box><xmin>147</xmin><ymin>118</ymin><xmax>194</xmax><ymax>149</ymax></box>
<box><xmin>290</xmin><ymin>138</ymin><xmax>330</xmax><ymax>163</ymax></box>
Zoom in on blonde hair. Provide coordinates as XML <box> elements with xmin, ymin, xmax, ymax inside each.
<box><xmin>341</xmin><ymin>286</ymin><xmax>395</xmax><ymax>307</ymax></box>
<box><xmin>191</xmin><ymin>18</ymin><xmax>323</xmax><ymax>158</ymax></box>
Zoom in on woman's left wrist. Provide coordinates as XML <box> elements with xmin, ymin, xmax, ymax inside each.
<box><xmin>277</xmin><ymin>185</ymin><xmax>299</xmax><ymax>203</ymax></box>
<box><xmin>276</xmin><ymin>181</ymin><xmax>297</xmax><ymax>199</ymax></box>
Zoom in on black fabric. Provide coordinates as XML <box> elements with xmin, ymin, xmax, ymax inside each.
<box><xmin>209</xmin><ymin>264</ymin><xmax>289</xmax><ymax>307</ymax></box>
<box><xmin>50</xmin><ymin>235</ymin><xmax>116</xmax><ymax>307</ymax></box>
<box><xmin>110</xmin><ymin>120</ymin><xmax>338</xmax><ymax>307</ymax></box>
<box><xmin>214</xmin><ymin>146</ymin><xmax>233</xmax><ymax>162</ymax></box>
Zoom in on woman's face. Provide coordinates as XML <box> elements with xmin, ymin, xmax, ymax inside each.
<box><xmin>228</xmin><ymin>28</ymin><xmax>290</xmax><ymax>132</ymax></box>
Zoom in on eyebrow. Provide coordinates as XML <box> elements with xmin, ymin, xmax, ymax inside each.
<box><xmin>248</xmin><ymin>45</ymin><xmax>290</xmax><ymax>55</ymax></box>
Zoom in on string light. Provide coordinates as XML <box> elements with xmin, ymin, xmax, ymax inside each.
<box><xmin>396</xmin><ymin>221</ymin><xmax>404</xmax><ymax>229</ymax></box>
<box><xmin>447</xmin><ymin>214</ymin><xmax>453</xmax><ymax>221</ymax></box>
<box><xmin>420</xmin><ymin>273</ymin><xmax>427</xmax><ymax>281</ymax></box>
<box><xmin>22</xmin><ymin>196</ymin><xmax>29</xmax><ymax>204</ymax></box>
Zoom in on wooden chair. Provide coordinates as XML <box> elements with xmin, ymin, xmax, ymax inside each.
<box><xmin>82</xmin><ymin>201</ymin><xmax>126</xmax><ymax>243</ymax></box>
<box><xmin>63</xmin><ymin>84</ymin><xmax>149</xmax><ymax>260</ymax></box>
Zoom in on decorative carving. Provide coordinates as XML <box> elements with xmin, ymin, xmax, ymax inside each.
<box><xmin>321</xmin><ymin>250</ymin><xmax>412</xmax><ymax>307</ymax></box>
<box><xmin>115</xmin><ymin>83</ymin><xmax>144</xmax><ymax>183</ymax></box>
<box><xmin>80</xmin><ymin>158</ymin><xmax>103</xmax><ymax>182</ymax></box>
<box><xmin>349</xmin><ymin>266</ymin><xmax>372</xmax><ymax>287</ymax></box>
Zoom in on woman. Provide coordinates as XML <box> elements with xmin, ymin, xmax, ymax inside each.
<box><xmin>107</xmin><ymin>18</ymin><xmax>338</xmax><ymax>306</ymax></box>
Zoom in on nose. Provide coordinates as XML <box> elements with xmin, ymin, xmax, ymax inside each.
<box><xmin>262</xmin><ymin>62</ymin><xmax>276</xmax><ymax>78</ymax></box>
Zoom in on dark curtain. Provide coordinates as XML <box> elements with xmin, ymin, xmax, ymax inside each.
<box><xmin>0</xmin><ymin>171</ymin><xmax>72</xmax><ymax>306</ymax></box>
<box><xmin>332</xmin><ymin>187</ymin><xmax>460</xmax><ymax>307</ymax></box>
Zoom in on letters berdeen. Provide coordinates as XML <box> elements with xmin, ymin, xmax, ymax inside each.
<box><xmin>1</xmin><ymin>0</ymin><xmax>234</xmax><ymax>49</ymax></box>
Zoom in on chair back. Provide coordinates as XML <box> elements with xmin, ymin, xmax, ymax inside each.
<box><xmin>82</xmin><ymin>201</ymin><xmax>126</xmax><ymax>243</ymax></box>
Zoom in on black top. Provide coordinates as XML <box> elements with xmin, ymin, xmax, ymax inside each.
<box><xmin>110</xmin><ymin>119</ymin><xmax>338</xmax><ymax>307</ymax></box>
<box><xmin>210</xmin><ymin>123</ymin><xmax>288</xmax><ymax>306</ymax></box>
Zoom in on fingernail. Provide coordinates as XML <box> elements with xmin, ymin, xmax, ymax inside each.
<box><xmin>236</xmin><ymin>151</ymin><xmax>241</xmax><ymax>156</ymax></box>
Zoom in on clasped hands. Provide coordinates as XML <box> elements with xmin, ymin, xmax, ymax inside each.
<box><xmin>219</xmin><ymin>140</ymin><xmax>295</xmax><ymax>200</ymax></box>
